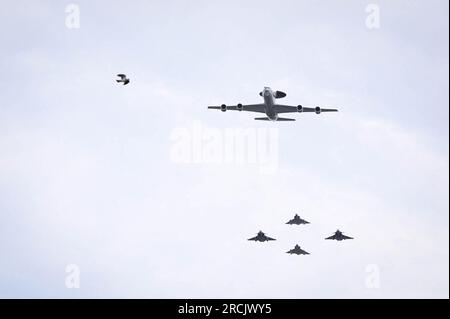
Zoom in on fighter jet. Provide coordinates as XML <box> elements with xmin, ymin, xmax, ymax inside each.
<box><xmin>286</xmin><ymin>244</ymin><xmax>310</xmax><ymax>255</ymax></box>
<box><xmin>325</xmin><ymin>230</ymin><xmax>354</xmax><ymax>241</ymax></box>
<box><xmin>286</xmin><ymin>214</ymin><xmax>310</xmax><ymax>225</ymax></box>
<box><xmin>248</xmin><ymin>231</ymin><xmax>276</xmax><ymax>242</ymax></box>
<box><xmin>208</xmin><ymin>87</ymin><xmax>338</xmax><ymax>121</ymax></box>
<box><xmin>116</xmin><ymin>74</ymin><xmax>130</xmax><ymax>85</ymax></box>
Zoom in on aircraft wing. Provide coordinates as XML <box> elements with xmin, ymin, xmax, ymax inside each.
<box><xmin>275</xmin><ymin>105</ymin><xmax>338</xmax><ymax>113</ymax></box>
<box><xmin>265</xmin><ymin>236</ymin><xmax>276</xmax><ymax>241</ymax></box>
<box><xmin>208</xmin><ymin>104</ymin><xmax>266</xmax><ymax>113</ymax></box>
<box><xmin>326</xmin><ymin>234</ymin><xmax>337</xmax><ymax>240</ymax></box>
<box><xmin>248</xmin><ymin>236</ymin><xmax>258</xmax><ymax>241</ymax></box>
<box><xmin>341</xmin><ymin>234</ymin><xmax>354</xmax><ymax>240</ymax></box>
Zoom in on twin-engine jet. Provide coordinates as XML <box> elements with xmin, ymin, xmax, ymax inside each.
<box><xmin>208</xmin><ymin>87</ymin><xmax>338</xmax><ymax>121</ymax></box>
<box><xmin>286</xmin><ymin>244</ymin><xmax>310</xmax><ymax>255</ymax></box>
<box><xmin>286</xmin><ymin>214</ymin><xmax>310</xmax><ymax>225</ymax></box>
<box><xmin>248</xmin><ymin>231</ymin><xmax>276</xmax><ymax>242</ymax></box>
<box><xmin>325</xmin><ymin>230</ymin><xmax>354</xmax><ymax>241</ymax></box>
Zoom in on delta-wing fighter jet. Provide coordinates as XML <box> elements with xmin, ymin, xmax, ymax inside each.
<box><xmin>286</xmin><ymin>244</ymin><xmax>310</xmax><ymax>255</ymax></box>
<box><xmin>248</xmin><ymin>231</ymin><xmax>276</xmax><ymax>242</ymax></box>
<box><xmin>325</xmin><ymin>230</ymin><xmax>354</xmax><ymax>241</ymax></box>
<box><xmin>208</xmin><ymin>87</ymin><xmax>338</xmax><ymax>121</ymax></box>
<box><xmin>286</xmin><ymin>214</ymin><xmax>310</xmax><ymax>225</ymax></box>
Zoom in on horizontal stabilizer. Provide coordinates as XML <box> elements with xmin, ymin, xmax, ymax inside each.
<box><xmin>276</xmin><ymin>117</ymin><xmax>295</xmax><ymax>121</ymax></box>
<box><xmin>255</xmin><ymin>117</ymin><xmax>295</xmax><ymax>122</ymax></box>
<box><xmin>254</xmin><ymin>117</ymin><xmax>296</xmax><ymax>121</ymax></box>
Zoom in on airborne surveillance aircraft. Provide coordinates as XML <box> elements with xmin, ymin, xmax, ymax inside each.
<box><xmin>208</xmin><ymin>87</ymin><xmax>338</xmax><ymax>121</ymax></box>
<box><xmin>325</xmin><ymin>230</ymin><xmax>354</xmax><ymax>241</ymax></box>
<box><xmin>248</xmin><ymin>231</ymin><xmax>276</xmax><ymax>242</ymax></box>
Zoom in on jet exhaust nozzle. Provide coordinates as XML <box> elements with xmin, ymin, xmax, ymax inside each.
<box><xmin>221</xmin><ymin>104</ymin><xmax>227</xmax><ymax>112</ymax></box>
<box><xmin>315</xmin><ymin>106</ymin><xmax>321</xmax><ymax>114</ymax></box>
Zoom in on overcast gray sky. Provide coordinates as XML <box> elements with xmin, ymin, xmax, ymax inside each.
<box><xmin>0</xmin><ymin>0</ymin><xmax>448</xmax><ymax>298</ymax></box>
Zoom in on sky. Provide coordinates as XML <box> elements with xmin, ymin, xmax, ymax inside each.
<box><xmin>0</xmin><ymin>0</ymin><xmax>448</xmax><ymax>298</ymax></box>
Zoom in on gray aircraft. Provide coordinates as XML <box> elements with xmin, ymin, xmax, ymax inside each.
<box><xmin>286</xmin><ymin>244</ymin><xmax>310</xmax><ymax>255</ymax></box>
<box><xmin>208</xmin><ymin>87</ymin><xmax>338</xmax><ymax>121</ymax></box>
<box><xmin>116</xmin><ymin>74</ymin><xmax>130</xmax><ymax>85</ymax></box>
<box><xmin>248</xmin><ymin>231</ymin><xmax>276</xmax><ymax>242</ymax></box>
<box><xmin>325</xmin><ymin>230</ymin><xmax>354</xmax><ymax>241</ymax></box>
<box><xmin>286</xmin><ymin>214</ymin><xmax>310</xmax><ymax>225</ymax></box>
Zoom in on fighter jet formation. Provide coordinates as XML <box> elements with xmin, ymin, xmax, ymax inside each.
<box><xmin>208</xmin><ymin>87</ymin><xmax>338</xmax><ymax>121</ymax></box>
<box><xmin>248</xmin><ymin>213</ymin><xmax>354</xmax><ymax>255</ymax></box>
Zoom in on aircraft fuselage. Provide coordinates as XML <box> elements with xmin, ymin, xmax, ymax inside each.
<box><xmin>262</xmin><ymin>87</ymin><xmax>278</xmax><ymax>121</ymax></box>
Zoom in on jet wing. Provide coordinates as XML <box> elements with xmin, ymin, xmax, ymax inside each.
<box><xmin>208</xmin><ymin>104</ymin><xmax>266</xmax><ymax>113</ymax></box>
<box><xmin>248</xmin><ymin>236</ymin><xmax>258</xmax><ymax>241</ymax></box>
<box><xmin>326</xmin><ymin>234</ymin><xmax>337</xmax><ymax>240</ymax></box>
<box><xmin>265</xmin><ymin>236</ymin><xmax>276</xmax><ymax>241</ymax></box>
<box><xmin>275</xmin><ymin>105</ymin><xmax>338</xmax><ymax>113</ymax></box>
<box><xmin>299</xmin><ymin>249</ymin><xmax>310</xmax><ymax>255</ymax></box>
<box><xmin>341</xmin><ymin>234</ymin><xmax>354</xmax><ymax>240</ymax></box>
